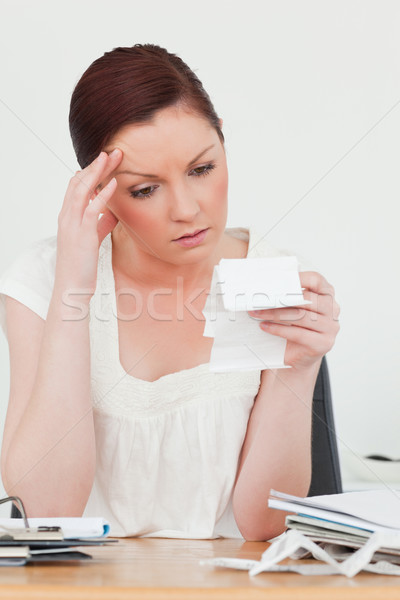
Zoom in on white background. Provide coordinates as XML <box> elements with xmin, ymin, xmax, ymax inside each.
<box><xmin>1</xmin><ymin>0</ymin><xmax>400</xmax><ymax>515</ymax></box>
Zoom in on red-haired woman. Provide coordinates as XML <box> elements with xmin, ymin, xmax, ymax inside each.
<box><xmin>0</xmin><ymin>45</ymin><xmax>339</xmax><ymax>540</ymax></box>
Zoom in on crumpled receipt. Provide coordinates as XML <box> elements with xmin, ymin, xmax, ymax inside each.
<box><xmin>201</xmin><ymin>530</ymin><xmax>400</xmax><ymax>577</ymax></box>
<box><xmin>202</xmin><ymin>256</ymin><xmax>310</xmax><ymax>372</ymax></box>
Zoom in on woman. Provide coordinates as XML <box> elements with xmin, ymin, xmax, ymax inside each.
<box><xmin>0</xmin><ymin>44</ymin><xmax>339</xmax><ymax>540</ymax></box>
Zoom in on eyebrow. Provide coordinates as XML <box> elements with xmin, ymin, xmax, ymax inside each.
<box><xmin>113</xmin><ymin>144</ymin><xmax>216</xmax><ymax>178</ymax></box>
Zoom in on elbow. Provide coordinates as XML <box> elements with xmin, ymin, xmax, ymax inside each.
<box><xmin>1</xmin><ymin>453</ymin><xmax>13</xmax><ymax>498</ymax></box>
<box><xmin>238</xmin><ymin>521</ymin><xmax>287</xmax><ymax>542</ymax></box>
<box><xmin>1</xmin><ymin>449</ymin><xmax>95</xmax><ymax>517</ymax></box>
<box><xmin>233</xmin><ymin>495</ymin><xmax>288</xmax><ymax>542</ymax></box>
<box><xmin>236</xmin><ymin>519</ymin><xmax>287</xmax><ymax>542</ymax></box>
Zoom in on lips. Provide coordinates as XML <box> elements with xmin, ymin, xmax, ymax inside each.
<box><xmin>175</xmin><ymin>228</ymin><xmax>207</xmax><ymax>240</ymax></box>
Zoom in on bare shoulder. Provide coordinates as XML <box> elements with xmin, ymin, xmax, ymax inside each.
<box><xmin>222</xmin><ymin>232</ymin><xmax>249</xmax><ymax>259</ymax></box>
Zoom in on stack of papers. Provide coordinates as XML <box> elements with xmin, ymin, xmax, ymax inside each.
<box><xmin>0</xmin><ymin>517</ymin><xmax>114</xmax><ymax>566</ymax></box>
<box><xmin>269</xmin><ymin>488</ymin><xmax>400</xmax><ymax>537</ymax></box>
<box><xmin>202</xmin><ymin>489</ymin><xmax>400</xmax><ymax>577</ymax></box>
<box><xmin>264</xmin><ymin>489</ymin><xmax>400</xmax><ymax>575</ymax></box>
<box><xmin>202</xmin><ymin>256</ymin><xmax>310</xmax><ymax>372</ymax></box>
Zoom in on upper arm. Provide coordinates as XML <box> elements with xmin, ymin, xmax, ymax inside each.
<box><xmin>1</xmin><ymin>296</ymin><xmax>46</xmax><ymax>476</ymax></box>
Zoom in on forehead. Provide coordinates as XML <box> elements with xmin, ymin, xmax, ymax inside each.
<box><xmin>106</xmin><ymin>106</ymin><xmax>216</xmax><ymax>157</ymax></box>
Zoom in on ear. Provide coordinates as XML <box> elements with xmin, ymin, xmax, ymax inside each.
<box><xmin>219</xmin><ymin>118</ymin><xmax>223</xmax><ymax>129</ymax></box>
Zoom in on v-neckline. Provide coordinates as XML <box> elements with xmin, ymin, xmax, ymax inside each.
<box><xmin>106</xmin><ymin>227</ymin><xmax>251</xmax><ymax>385</ymax></box>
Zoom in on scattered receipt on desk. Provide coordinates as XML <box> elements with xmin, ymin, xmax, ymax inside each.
<box><xmin>202</xmin><ymin>256</ymin><xmax>310</xmax><ymax>372</ymax></box>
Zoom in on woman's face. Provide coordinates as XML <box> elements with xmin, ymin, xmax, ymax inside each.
<box><xmin>102</xmin><ymin>105</ymin><xmax>228</xmax><ymax>266</ymax></box>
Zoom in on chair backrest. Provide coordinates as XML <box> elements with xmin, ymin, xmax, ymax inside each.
<box><xmin>308</xmin><ymin>356</ymin><xmax>342</xmax><ymax>496</ymax></box>
<box><xmin>10</xmin><ymin>356</ymin><xmax>341</xmax><ymax>518</ymax></box>
<box><xmin>10</xmin><ymin>501</ymin><xmax>22</xmax><ymax>518</ymax></box>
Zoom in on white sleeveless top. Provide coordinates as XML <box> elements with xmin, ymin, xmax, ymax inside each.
<box><xmin>0</xmin><ymin>226</ymin><xmax>302</xmax><ymax>538</ymax></box>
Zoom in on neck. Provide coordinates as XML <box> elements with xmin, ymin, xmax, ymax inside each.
<box><xmin>110</xmin><ymin>225</ymin><xmax>229</xmax><ymax>292</ymax></box>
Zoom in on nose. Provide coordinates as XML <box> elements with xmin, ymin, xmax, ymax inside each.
<box><xmin>168</xmin><ymin>183</ymin><xmax>201</xmax><ymax>222</ymax></box>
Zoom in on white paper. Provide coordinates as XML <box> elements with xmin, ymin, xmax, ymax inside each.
<box><xmin>217</xmin><ymin>256</ymin><xmax>309</xmax><ymax>311</ymax></box>
<box><xmin>203</xmin><ymin>256</ymin><xmax>310</xmax><ymax>372</ymax></box>
<box><xmin>0</xmin><ymin>517</ymin><xmax>110</xmax><ymax>539</ymax></box>
<box><xmin>286</xmin><ymin>514</ymin><xmax>373</xmax><ymax>548</ymax></box>
<box><xmin>203</xmin><ymin>529</ymin><xmax>400</xmax><ymax>577</ymax></box>
<box><xmin>268</xmin><ymin>488</ymin><xmax>400</xmax><ymax>531</ymax></box>
<box><xmin>202</xmin><ymin>488</ymin><xmax>400</xmax><ymax>578</ymax></box>
<box><xmin>253</xmin><ymin>529</ymin><xmax>400</xmax><ymax>577</ymax></box>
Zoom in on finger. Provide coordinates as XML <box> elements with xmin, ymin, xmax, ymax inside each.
<box><xmin>249</xmin><ymin>307</ymin><xmax>307</xmax><ymax>322</ymax></box>
<box><xmin>260</xmin><ymin>321</ymin><xmax>328</xmax><ymax>353</ymax></box>
<box><xmin>300</xmin><ymin>290</ymin><xmax>340</xmax><ymax>320</ymax></box>
<box><xmin>81</xmin><ymin>177</ymin><xmax>117</xmax><ymax>230</ymax></box>
<box><xmin>60</xmin><ymin>152</ymin><xmax>106</xmax><ymax>211</ymax></box>
<box><xmin>97</xmin><ymin>207</ymin><xmax>119</xmax><ymax>244</ymax></box>
<box><xmin>72</xmin><ymin>151</ymin><xmax>109</xmax><ymax>188</ymax></box>
<box><xmin>300</xmin><ymin>271</ymin><xmax>335</xmax><ymax>296</ymax></box>
<box><xmin>92</xmin><ymin>148</ymin><xmax>123</xmax><ymax>195</ymax></box>
<box><xmin>73</xmin><ymin>149</ymin><xmax>122</xmax><ymax>200</ymax></box>
<box><xmin>61</xmin><ymin>149</ymin><xmax>122</xmax><ymax>218</ymax></box>
<box><xmin>259</xmin><ymin>310</ymin><xmax>330</xmax><ymax>333</ymax></box>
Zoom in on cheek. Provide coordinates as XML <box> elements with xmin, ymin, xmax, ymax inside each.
<box><xmin>210</xmin><ymin>168</ymin><xmax>228</xmax><ymax>202</ymax></box>
<box><xmin>217</xmin><ymin>175</ymin><xmax>228</xmax><ymax>197</ymax></box>
<box><xmin>109</xmin><ymin>195</ymin><xmax>162</xmax><ymax>234</ymax></box>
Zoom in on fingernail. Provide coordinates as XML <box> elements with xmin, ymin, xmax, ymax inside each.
<box><xmin>110</xmin><ymin>148</ymin><xmax>120</xmax><ymax>157</ymax></box>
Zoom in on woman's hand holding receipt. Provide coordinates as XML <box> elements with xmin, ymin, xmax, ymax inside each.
<box><xmin>233</xmin><ymin>273</ymin><xmax>340</xmax><ymax>541</ymax></box>
<box><xmin>249</xmin><ymin>271</ymin><xmax>340</xmax><ymax>370</ymax></box>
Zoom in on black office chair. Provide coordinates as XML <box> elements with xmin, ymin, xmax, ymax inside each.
<box><xmin>308</xmin><ymin>356</ymin><xmax>342</xmax><ymax>496</ymax></box>
<box><xmin>10</xmin><ymin>356</ymin><xmax>341</xmax><ymax>518</ymax></box>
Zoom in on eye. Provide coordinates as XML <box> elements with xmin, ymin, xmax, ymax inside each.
<box><xmin>190</xmin><ymin>163</ymin><xmax>216</xmax><ymax>177</ymax></box>
<box><xmin>130</xmin><ymin>185</ymin><xmax>157</xmax><ymax>200</ymax></box>
<box><xmin>129</xmin><ymin>162</ymin><xmax>216</xmax><ymax>200</ymax></box>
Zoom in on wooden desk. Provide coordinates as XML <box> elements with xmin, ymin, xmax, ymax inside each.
<box><xmin>1</xmin><ymin>537</ymin><xmax>400</xmax><ymax>599</ymax></box>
